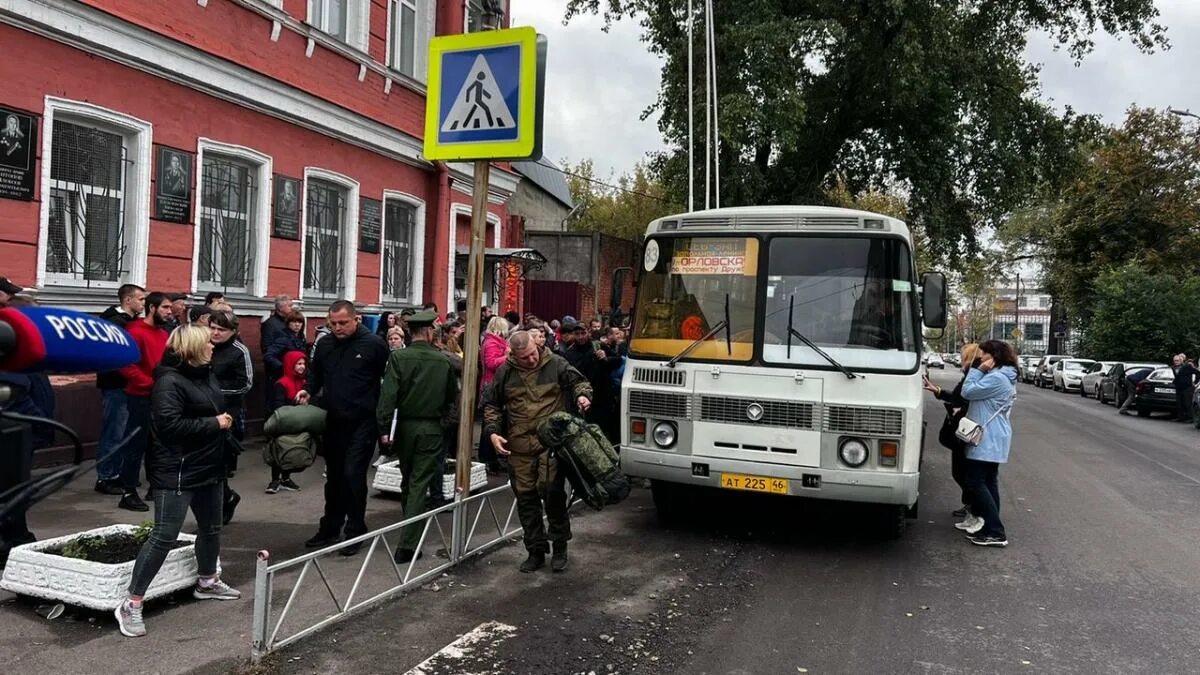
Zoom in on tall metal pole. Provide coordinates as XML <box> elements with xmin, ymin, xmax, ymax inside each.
<box><xmin>453</xmin><ymin>8</ymin><xmax>500</xmax><ymax>558</ymax></box>
<box><xmin>1014</xmin><ymin>273</ymin><xmax>1020</xmax><ymax>351</ymax></box>
<box><xmin>703</xmin><ymin>0</ymin><xmax>710</xmax><ymax>210</ymax></box>
<box><xmin>687</xmin><ymin>0</ymin><xmax>694</xmax><ymax>212</ymax></box>
<box><xmin>708</xmin><ymin>0</ymin><xmax>719</xmax><ymax>208</ymax></box>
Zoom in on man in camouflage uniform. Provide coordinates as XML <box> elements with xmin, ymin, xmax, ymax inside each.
<box><xmin>483</xmin><ymin>330</ymin><xmax>592</xmax><ymax>573</ymax></box>
<box><xmin>377</xmin><ymin>311</ymin><xmax>458</xmax><ymax>564</ymax></box>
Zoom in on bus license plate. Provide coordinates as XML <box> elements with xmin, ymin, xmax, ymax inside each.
<box><xmin>719</xmin><ymin>473</ymin><xmax>789</xmax><ymax>495</ymax></box>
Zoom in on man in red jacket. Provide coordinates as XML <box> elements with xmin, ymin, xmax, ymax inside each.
<box><xmin>115</xmin><ymin>292</ymin><xmax>173</xmax><ymax>511</ymax></box>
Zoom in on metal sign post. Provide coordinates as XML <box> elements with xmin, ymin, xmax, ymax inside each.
<box><xmin>424</xmin><ymin>17</ymin><xmax>544</xmax><ymax>558</ymax></box>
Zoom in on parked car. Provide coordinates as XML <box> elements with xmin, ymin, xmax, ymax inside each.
<box><xmin>1192</xmin><ymin>387</ymin><xmax>1200</xmax><ymax>428</ymax></box>
<box><xmin>1020</xmin><ymin>356</ymin><xmax>1040</xmax><ymax>384</ymax></box>
<box><xmin>1097</xmin><ymin>362</ymin><xmax>1163</xmax><ymax>405</ymax></box>
<box><xmin>1079</xmin><ymin>361</ymin><xmax>1115</xmax><ymax>397</ymax></box>
<box><xmin>1035</xmin><ymin>355</ymin><xmax>1068</xmax><ymax>388</ymax></box>
<box><xmin>943</xmin><ymin>353</ymin><xmax>961</xmax><ymax>367</ymax></box>
<box><xmin>1053</xmin><ymin>359</ymin><xmax>1098</xmax><ymax>392</ymax></box>
<box><xmin>1133</xmin><ymin>367</ymin><xmax>1179</xmax><ymax>417</ymax></box>
<box><xmin>926</xmin><ymin>353</ymin><xmax>945</xmax><ymax>369</ymax></box>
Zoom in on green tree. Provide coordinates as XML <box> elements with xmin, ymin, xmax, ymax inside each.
<box><xmin>999</xmin><ymin>108</ymin><xmax>1200</xmax><ymax>322</ymax></box>
<box><xmin>563</xmin><ymin>159</ymin><xmax>681</xmax><ymax>241</ymax></box>
<box><xmin>565</xmin><ymin>0</ymin><xmax>1164</xmax><ymax>258</ymax></box>
<box><xmin>1080</xmin><ymin>264</ymin><xmax>1200</xmax><ymax>361</ymax></box>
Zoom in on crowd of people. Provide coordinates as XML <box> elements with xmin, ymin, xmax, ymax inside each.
<box><xmin>0</xmin><ymin>276</ymin><xmax>629</xmax><ymax>637</ymax></box>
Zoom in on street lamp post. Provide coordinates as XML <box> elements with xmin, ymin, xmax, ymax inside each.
<box><xmin>1169</xmin><ymin>108</ymin><xmax>1200</xmax><ymax>121</ymax></box>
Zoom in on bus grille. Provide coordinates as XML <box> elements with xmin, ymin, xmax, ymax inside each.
<box><xmin>631</xmin><ymin>367</ymin><xmax>687</xmax><ymax>387</ymax></box>
<box><xmin>822</xmin><ymin>406</ymin><xmax>904</xmax><ymax>436</ymax></box>
<box><xmin>700</xmin><ymin>396</ymin><xmax>815</xmax><ymax>430</ymax></box>
<box><xmin>628</xmin><ymin>390</ymin><xmax>691</xmax><ymax>420</ymax></box>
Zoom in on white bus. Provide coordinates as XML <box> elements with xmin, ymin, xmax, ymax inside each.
<box><xmin>619</xmin><ymin>205</ymin><xmax>947</xmax><ymax>536</ymax></box>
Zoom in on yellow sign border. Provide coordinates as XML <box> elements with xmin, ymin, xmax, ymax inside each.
<box><xmin>423</xmin><ymin>27</ymin><xmax>538</xmax><ymax>161</ymax></box>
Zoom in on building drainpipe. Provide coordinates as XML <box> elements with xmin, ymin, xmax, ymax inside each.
<box><xmin>433</xmin><ymin>162</ymin><xmax>452</xmax><ymax>314</ymax></box>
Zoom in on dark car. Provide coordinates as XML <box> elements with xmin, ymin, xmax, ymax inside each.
<box><xmin>1097</xmin><ymin>362</ymin><xmax>1162</xmax><ymax>406</ymax></box>
<box><xmin>1133</xmin><ymin>367</ymin><xmax>1179</xmax><ymax>417</ymax></box>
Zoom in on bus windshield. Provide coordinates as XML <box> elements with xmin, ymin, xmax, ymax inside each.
<box><xmin>761</xmin><ymin>236</ymin><xmax>918</xmax><ymax>372</ymax></box>
<box><xmin>630</xmin><ymin>236</ymin><xmax>758</xmax><ymax>362</ymax></box>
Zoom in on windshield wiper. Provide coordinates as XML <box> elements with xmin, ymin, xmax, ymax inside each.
<box><xmin>786</xmin><ymin>295</ymin><xmax>858</xmax><ymax>380</ymax></box>
<box><xmin>665</xmin><ymin>293</ymin><xmax>731</xmax><ymax>368</ymax></box>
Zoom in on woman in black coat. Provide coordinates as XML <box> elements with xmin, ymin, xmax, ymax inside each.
<box><xmin>116</xmin><ymin>325</ymin><xmax>241</xmax><ymax>639</ymax></box>
<box><xmin>923</xmin><ymin>343</ymin><xmax>980</xmax><ymax>521</ymax></box>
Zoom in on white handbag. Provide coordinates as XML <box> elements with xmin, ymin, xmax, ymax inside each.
<box><xmin>955</xmin><ymin>395</ymin><xmax>1014</xmax><ymax>446</ymax></box>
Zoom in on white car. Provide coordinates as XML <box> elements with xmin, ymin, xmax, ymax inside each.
<box><xmin>1080</xmin><ymin>361</ymin><xmax>1116</xmax><ymax>398</ymax></box>
<box><xmin>1053</xmin><ymin>358</ymin><xmax>1098</xmax><ymax>392</ymax></box>
<box><xmin>926</xmin><ymin>353</ymin><xmax>945</xmax><ymax>369</ymax></box>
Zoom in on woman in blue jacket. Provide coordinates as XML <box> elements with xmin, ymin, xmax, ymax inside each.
<box><xmin>958</xmin><ymin>339</ymin><xmax>1018</xmax><ymax>548</ymax></box>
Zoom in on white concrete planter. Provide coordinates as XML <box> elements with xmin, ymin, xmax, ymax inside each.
<box><xmin>373</xmin><ymin>460</ymin><xmax>488</xmax><ymax>496</ymax></box>
<box><xmin>0</xmin><ymin>524</ymin><xmax>198</xmax><ymax>611</ymax></box>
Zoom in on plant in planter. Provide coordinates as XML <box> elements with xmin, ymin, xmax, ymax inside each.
<box><xmin>0</xmin><ymin>524</ymin><xmax>199</xmax><ymax>611</ymax></box>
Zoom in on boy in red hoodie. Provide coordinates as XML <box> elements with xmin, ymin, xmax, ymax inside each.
<box><xmin>115</xmin><ymin>291</ymin><xmax>173</xmax><ymax>511</ymax></box>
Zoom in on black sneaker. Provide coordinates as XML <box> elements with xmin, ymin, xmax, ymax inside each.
<box><xmin>305</xmin><ymin>532</ymin><xmax>341</xmax><ymax>549</ymax></box>
<box><xmin>265</xmin><ymin>481</ymin><xmax>280</xmax><ymax>495</ymax></box>
<box><xmin>394</xmin><ymin>548</ymin><xmax>423</xmax><ymax>564</ymax></box>
<box><xmin>279</xmin><ymin>479</ymin><xmax>300</xmax><ymax>492</ymax></box>
<box><xmin>95</xmin><ymin>480</ymin><xmax>124</xmax><ymax>496</ymax></box>
<box><xmin>339</xmin><ymin>542</ymin><xmax>362</xmax><ymax>557</ymax></box>
<box><xmin>118</xmin><ymin>492</ymin><xmax>149</xmax><ymax>512</ymax></box>
<box><xmin>966</xmin><ymin>533</ymin><xmax>1009</xmax><ymax>547</ymax></box>
<box><xmin>952</xmin><ymin>506</ymin><xmax>969</xmax><ymax>518</ymax></box>
<box><xmin>222</xmin><ymin>491</ymin><xmax>241</xmax><ymax>526</ymax></box>
<box><xmin>551</xmin><ymin>542</ymin><xmax>568</xmax><ymax>573</ymax></box>
<box><xmin>519</xmin><ymin>552</ymin><xmax>546</xmax><ymax>573</ymax></box>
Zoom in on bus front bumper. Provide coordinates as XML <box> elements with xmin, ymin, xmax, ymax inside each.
<box><xmin>621</xmin><ymin>447</ymin><xmax>919</xmax><ymax>508</ymax></box>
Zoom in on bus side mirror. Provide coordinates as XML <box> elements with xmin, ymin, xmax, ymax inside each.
<box><xmin>921</xmin><ymin>272</ymin><xmax>948</xmax><ymax>329</ymax></box>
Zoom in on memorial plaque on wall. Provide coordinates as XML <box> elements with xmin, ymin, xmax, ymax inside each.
<box><xmin>0</xmin><ymin>107</ymin><xmax>37</xmax><ymax>201</ymax></box>
<box><xmin>272</xmin><ymin>175</ymin><xmax>301</xmax><ymax>240</ymax></box>
<box><xmin>154</xmin><ymin>146</ymin><xmax>192</xmax><ymax>223</ymax></box>
<box><xmin>358</xmin><ymin>197</ymin><xmax>382</xmax><ymax>254</ymax></box>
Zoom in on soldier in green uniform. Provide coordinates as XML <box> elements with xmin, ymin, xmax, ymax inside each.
<box><xmin>376</xmin><ymin>311</ymin><xmax>458</xmax><ymax>564</ymax></box>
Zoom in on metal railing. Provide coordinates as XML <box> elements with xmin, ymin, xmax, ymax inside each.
<box><xmin>250</xmin><ymin>483</ymin><xmax>521</xmax><ymax>661</ymax></box>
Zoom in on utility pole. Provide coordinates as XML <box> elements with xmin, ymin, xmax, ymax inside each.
<box><xmin>1014</xmin><ymin>272</ymin><xmax>1020</xmax><ymax>351</ymax></box>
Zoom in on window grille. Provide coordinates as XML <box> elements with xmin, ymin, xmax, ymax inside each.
<box><xmin>381</xmin><ymin>198</ymin><xmax>414</xmax><ymax>301</ymax></box>
<box><xmin>304</xmin><ymin>178</ymin><xmax>347</xmax><ymax>297</ymax></box>
<box><xmin>198</xmin><ymin>155</ymin><xmax>256</xmax><ymax>291</ymax></box>
<box><xmin>46</xmin><ymin>120</ymin><xmax>130</xmax><ymax>284</ymax></box>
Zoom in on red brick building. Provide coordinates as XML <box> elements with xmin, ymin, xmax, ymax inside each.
<box><xmin>0</xmin><ymin>0</ymin><xmax>521</xmax><ymax>318</ymax></box>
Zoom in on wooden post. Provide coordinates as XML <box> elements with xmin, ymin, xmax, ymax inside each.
<box><xmin>455</xmin><ymin>160</ymin><xmax>491</xmax><ymax>500</ymax></box>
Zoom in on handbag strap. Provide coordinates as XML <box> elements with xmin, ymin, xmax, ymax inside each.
<box><xmin>980</xmin><ymin>389</ymin><xmax>1016</xmax><ymax>427</ymax></box>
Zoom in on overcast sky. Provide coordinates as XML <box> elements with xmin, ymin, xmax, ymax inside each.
<box><xmin>513</xmin><ymin>0</ymin><xmax>1200</xmax><ymax>180</ymax></box>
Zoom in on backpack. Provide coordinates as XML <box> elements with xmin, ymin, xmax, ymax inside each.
<box><xmin>536</xmin><ymin>411</ymin><xmax>630</xmax><ymax>510</ymax></box>
<box><xmin>262</xmin><ymin>431</ymin><xmax>318</xmax><ymax>472</ymax></box>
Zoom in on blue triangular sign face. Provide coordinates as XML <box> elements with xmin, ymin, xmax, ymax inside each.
<box><xmin>441</xmin><ymin>54</ymin><xmax>516</xmax><ymax>133</ymax></box>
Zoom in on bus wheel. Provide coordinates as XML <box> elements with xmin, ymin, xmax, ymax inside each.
<box><xmin>876</xmin><ymin>505</ymin><xmax>907</xmax><ymax>540</ymax></box>
<box><xmin>650</xmin><ymin>480</ymin><xmax>686</xmax><ymax>526</ymax></box>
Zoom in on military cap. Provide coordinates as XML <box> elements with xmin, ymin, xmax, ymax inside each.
<box><xmin>407</xmin><ymin>310</ymin><xmax>438</xmax><ymax>328</ymax></box>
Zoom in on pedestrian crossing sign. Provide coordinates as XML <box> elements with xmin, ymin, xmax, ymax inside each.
<box><xmin>424</xmin><ymin>27</ymin><xmax>543</xmax><ymax>161</ymax></box>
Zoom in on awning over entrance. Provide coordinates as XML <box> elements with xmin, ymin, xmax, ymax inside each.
<box><xmin>453</xmin><ymin>248</ymin><xmax>547</xmax><ymax>311</ymax></box>
<box><xmin>453</xmin><ymin>247</ymin><xmax>548</xmax><ymax>268</ymax></box>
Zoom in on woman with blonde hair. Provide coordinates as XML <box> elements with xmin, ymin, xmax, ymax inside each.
<box><xmin>115</xmin><ymin>325</ymin><xmax>240</xmax><ymax>638</ymax></box>
<box><xmin>923</xmin><ymin>343</ymin><xmax>980</xmax><ymax>522</ymax></box>
<box><xmin>386</xmin><ymin>326</ymin><xmax>406</xmax><ymax>351</ymax></box>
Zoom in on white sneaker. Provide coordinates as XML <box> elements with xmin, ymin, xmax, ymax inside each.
<box><xmin>954</xmin><ymin>515</ymin><xmax>985</xmax><ymax>534</ymax></box>
<box><xmin>193</xmin><ymin>578</ymin><xmax>242</xmax><ymax>601</ymax></box>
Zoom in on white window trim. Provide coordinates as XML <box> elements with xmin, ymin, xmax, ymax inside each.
<box><xmin>385</xmin><ymin>0</ymin><xmax>433</xmax><ymax>83</ymax></box>
<box><xmin>37</xmin><ymin>97</ymin><xmax>152</xmax><ymax>290</ymax></box>
<box><xmin>300</xmin><ymin>167</ymin><xmax>360</xmax><ymax>302</ymax></box>
<box><xmin>191</xmin><ymin>138</ymin><xmax>273</xmax><ymax>298</ymax></box>
<box><xmin>377</xmin><ymin>190</ymin><xmax>426</xmax><ymax>305</ymax></box>
<box><xmin>306</xmin><ymin>0</ymin><xmax>369</xmax><ymax>51</ymax></box>
<box><xmin>449</xmin><ymin>202</ymin><xmax>502</xmax><ymax>311</ymax></box>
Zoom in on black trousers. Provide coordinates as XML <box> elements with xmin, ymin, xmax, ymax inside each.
<box><xmin>0</xmin><ymin>420</ymin><xmax>35</xmax><ymax>566</ymax></box>
<box><xmin>950</xmin><ymin>443</ymin><xmax>969</xmax><ymax>506</ymax></box>
<box><xmin>1175</xmin><ymin>387</ymin><xmax>1194</xmax><ymax>421</ymax></box>
<box><xmin>318</xmin><ymin>416</ymin><xmax>377</xmax><ymax>539</ymax></box>
<box><xmin>964</xmin><ymin>458</ymin><xmax>1004</xmax><ymax>538</ymax></box>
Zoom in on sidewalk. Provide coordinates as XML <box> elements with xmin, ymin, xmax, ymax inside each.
<box><xmin>0</xmin><ymin>450</ymin><xmax>510</xmax><ymax>674</ymax></box>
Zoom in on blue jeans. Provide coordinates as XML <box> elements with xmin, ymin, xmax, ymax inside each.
<box><xmin>128</xmin><ymin>482</ymin><xmax>223</xmax><ymax>596</ymax></box>
<box><xmin>120</xmin><ymin>395</ymin><xmax>151</xmax><ymax>492</ymax></box>
<box><xmin>97</xmin><ymin>389</ymin><xmax>129</xmax><ymax>481</ymax></box>
<box><xmin>964</xmin><ymin>458</ymin><xmax>1005</xmax><ymax>538</ymax></box>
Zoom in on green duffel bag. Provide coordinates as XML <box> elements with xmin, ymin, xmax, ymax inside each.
<box><xmin>536</xmin><ymin>411</ymin><xmax>630</xmax><ymax>511</ymax></box>
<box><xmin>263</xmin><ymin>404</ymin><xmax>327</xmax><ymax>437</ymax></box>
<box><xmin>262</xmin><ymin>431</ymin><xmax>318</xmax><ymax>473</ymax></box>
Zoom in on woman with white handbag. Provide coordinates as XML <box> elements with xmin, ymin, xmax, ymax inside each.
<box><xmin>956</xmin><ymin>340</ymin><xmax>1019</xmax><ymax>547</ymax></box>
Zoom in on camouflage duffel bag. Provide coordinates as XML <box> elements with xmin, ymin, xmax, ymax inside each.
<box><xmin>536</xmin><ymin>411</ymin><xmax>630</xmax><ymax>511</ymax></box>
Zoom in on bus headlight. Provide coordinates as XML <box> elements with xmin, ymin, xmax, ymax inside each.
<box><xmin>652</xmin><ymin>422</ymin><xmax>677</xmax><ymax>448</ymax></box>
<box><xmin>839</xmin><ymin>438</ymin><xmax>869</xmax><ymax>467</ymax></box>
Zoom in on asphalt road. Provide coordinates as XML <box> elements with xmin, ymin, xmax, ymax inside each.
<box><xmin>260</xmin><ymin>369</ymin><xmax>1200</xmax><ymax>675</ymax></box>
<box><xmin>5</xmin><ymin>369</ymin><xmax>1199</xmax><ymax>674</ymax></box>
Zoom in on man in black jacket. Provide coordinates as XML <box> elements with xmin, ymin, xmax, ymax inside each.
<box><xmin>260</xmin><ymin>295</ymin><xmax>294</xmax><ymax>377</ymax></box>
<box><xmin>1171</xmin><ymin>353</ymin><xmax>1199</xmax><ymax>423</ymax></box>
<box><xmin>95</xmin><ymin>284</ymin><xmax>145</xmax><ymax>495</ymax></box>
<box><xmin>296</xmin><ymin>301</ymin><xmax>388</xmax><ymax>555</ymax></box>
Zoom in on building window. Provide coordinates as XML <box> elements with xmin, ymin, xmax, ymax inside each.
<box><xmin>388</xmin><ymin>0</ymin><xmax>417</xmax><ymax>77</ymax></box>
<box><xmin>1025</xmin><ymin>323</ymin><xmax>1044</xmax><ymax>341</ymax></box>
<box><xmin>1017</xmin><ymin>296</ymin><xmax>1028</xmax><ymax>307</ymax></box>
<box><xmin>308</xmin><ymin>0</ymin><xmax>367</xmax><ymax>49</ymax></box>
<box><xmin>198</xmin><ymin>155</ymin><xmax>257</xmax><ymax>292</ymax></box>
<box><xmin>381</xmin><ymin>198</ymin><xmax>415</xmax><ymax>302</ymax></box>
<box><xmin>466</xmin><ymin>0</ymin><xmax>507</xmax><ymax>32</ymax></box>
<box><xmin>1038</xmin><ymin>296</ymin><xmax>1050</xmax><ymax>308</ymax></box>
<box><xmin>303</xmin><ymin>178</ymin><xmax>348</xmax><ymax>298</ymax></box>
<box><xmin>41</xmin><ymin>99</ymin><xmax>152</xmax><ymax>290</ymax></box>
